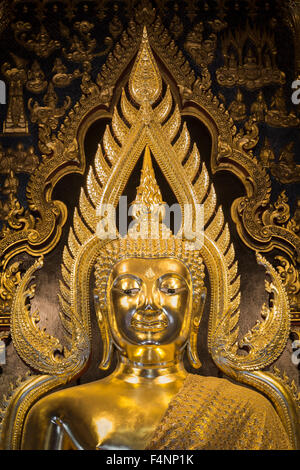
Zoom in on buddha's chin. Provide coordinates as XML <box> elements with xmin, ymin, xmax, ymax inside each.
<box><xmin>122</xmin><ymin>329</ymin><xmax>171</xmax><ymax>346</ymax></box>
<box><xmin>130</xmin><ymin>331</ymin><xmax>167</xmax><ymax>345</ymax></box>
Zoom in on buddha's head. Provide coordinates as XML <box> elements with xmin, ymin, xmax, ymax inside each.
<box><xmin>94</xmin><ymin>147</ymin><xmax>206</xmax><ymax>368</ymax></box>
<box><xmin>109</xmin><ymin>257</ymin><xmax>192</xmax><ymax>348</ymax></box>
<box><xmin>94</xmin><ymin>237</ymin><xmax>206</xmax><ymax>368</ymax></box>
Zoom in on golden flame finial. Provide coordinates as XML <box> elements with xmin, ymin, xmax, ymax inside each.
<box><xmin>132</xmin><ymin>145</ymin><xmax>164</xmax><ymax>212</ymax></box>
<box><xmin>128</xmin><ymin>26</ymin><xmax>162</xmax><ymax>105</ymax></box>
<box><xmin>129</xmin><ymin>145</ymin><xmax>171</xmax><ymax>240</ymax></box>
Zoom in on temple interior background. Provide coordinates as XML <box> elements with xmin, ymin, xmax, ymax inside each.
<box><xmin>0</xmin><ymin>0</ymin><xmax>299</xmax><ymax>428</ymax></box>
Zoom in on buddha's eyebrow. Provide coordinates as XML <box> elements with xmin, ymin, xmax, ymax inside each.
<box><xmin>113</xmin><ymin>274</ymin><xmax>142</xmax><ymax>285</ymax></box>
<box><xmin>159</xmin><ymin>273</ymin><xmax>186</xmax><ymax>281</ymax></box>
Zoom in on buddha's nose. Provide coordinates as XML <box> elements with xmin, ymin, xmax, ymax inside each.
<box><xmin>143</xmin><ymin>289</ymin><xmax>157</xmax><ymax>311</ymax></box>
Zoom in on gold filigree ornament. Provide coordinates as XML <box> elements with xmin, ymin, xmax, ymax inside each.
<box><xmin>2</xmin><ymin>8</ymin><xmax>296</xmax><ymax>293</ymax></box>
<box><xmin>275</xmin><ymin>255</ymin><xmax>300</xmax><ymax>321</ymax></box>
<box><xmin>1</xmin><ymin>28</ymin><xmax>299</xmax><ymax>450</ymax></box>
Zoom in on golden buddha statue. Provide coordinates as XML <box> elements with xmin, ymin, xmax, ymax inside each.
<box><xmin>1</xmin><ymin>28</ymin><xmax>299</xmax><ymax>451</ymax></box>
<box><xmin>20</xmin><ymin>147</ymin><xmax>291</xmax><ymax>450</ymax></box>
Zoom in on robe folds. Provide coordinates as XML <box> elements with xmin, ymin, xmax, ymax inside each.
<box><xmin>146</xmin><ymin>373</ymin><xmax>292</xmax><ymax>450</ymax></box>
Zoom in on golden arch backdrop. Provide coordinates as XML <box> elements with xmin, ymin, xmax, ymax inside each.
<box><xmin>0</xmin><ymin>0</ymin><xmax>299</xmax><ymax>450</ymax></box>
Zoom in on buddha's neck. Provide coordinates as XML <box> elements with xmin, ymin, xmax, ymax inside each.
<box><xmin>113</xmin><ymin>349</ymin><xmax>188</xmax><ymax>383</ymax></box>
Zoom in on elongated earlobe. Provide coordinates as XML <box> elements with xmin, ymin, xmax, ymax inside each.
<box><xmin>94</xmin><ymin>294</ymin><xmax>113</xmax><ymax>370</ymax></box>
<box><xmin>187</xmin><ymin>288</ymin><xmax>206</xmax><ymax>369</ymax></box>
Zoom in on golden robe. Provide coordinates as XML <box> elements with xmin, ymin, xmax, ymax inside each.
<box><xmin>146</xmin><ymin>374</ymin><xmax>292</xmax><ymax>450</ymax></box>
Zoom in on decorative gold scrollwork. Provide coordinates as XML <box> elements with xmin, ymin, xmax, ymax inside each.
<box><xmin>275</xmin><ymin>255</ymin><xmax>300</xmax><ymax>321</ymax></box>
<box><xmin>0</xmin><ymin>260</ymin><xmax>22</xmax><ymax>328</ymax></box>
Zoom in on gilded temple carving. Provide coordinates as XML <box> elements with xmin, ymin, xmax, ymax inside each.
<box><xmin>270</xmin><ymin>142</ymin><xmax>300</xmax><ymax>184</ymax></box>
<box><xmin>0</xmin><ymin>170</ymin><xmax>35</xmax><ymax>238</ymax></box>
<box><xmin>26</xmin><ymin>61</ymin><xmax>48</xmax><ymax>95</ymax></box>
<box><xmin>184</xmin><ymin>22</ymin><xmax>217</xmax><ymax>67</ymax></box>
<box><xmin>0</xmin><ymin>0</ymin><xmax>299</xmax><ymax>451</ymax></box>
<box><xmin>1</xmin><ymin>55</ymin><xmax>28</xmax><ymax>135</ymax></box>
<box><xmin>28</xmin><ymin>83</ymin><xmax>71</xmax><ymax>155</ymax></box>
<box><xmin>109</xmin><ymin>4</ymin><xmax>123</xmax><ymax>39</ymax></box>
<box><xmin>275</xmin><ymin>255</ymin><xmax>300</xmax><ymax>322</ymax></box>
<box><xmin>12</xmin><ymin>22</ymin><xmax>60</xmax><ymax>59</ymax></box>
<box><xmin>262</xmin><ymin>191</ymin><xmax>291</xmax><ymax>227</ymax></box>
<box><xmin>0</xmin><ymin>260</ymin><xmax>22</xmax><ymax>328</ymax></box>
<box><xmin>0</xmin><ymin>1</ymin><xmax>296</xmax><ymax>308</ymax></box>
<box><xmin>259</xmin><ymin>140</ymin><xmax>300</xmax><ymax>184</ymax></box>
<box><xmin>287</xmin><ymin>199</ymin><xmax>300</xmax><ymax>235</ymax></box>
<box><xmin>265</xmin><ymin>88</ymin><xmax>300</xmax><ymax>127</ymax></box>
<box><xmin>0</xmin><ymin>143</ymin><xmax>39</xmax><ymax>174</ymax></box>
<box><xmin>228</xmin><ymin>89</ymin><xmax>247</xmax><ymax>121</ymax></box>
<box><xmin>0</xmin><ymin>27</ymin><xmax>297</xmax><ymax>450</ymax></box>
<box><xmin>61</xmin><ymin>20</ymin><xmax>113</xmax><ymax>63</ymax></box>
<box><xmin>259</xmin><ymin>137</ymin><xmax>275</xmax><ymax>168</ymax></box>
<box><xmin>78</xmin><ymin>62</ymin><xmax>99</xmax><ymax>96</ymax></box>
<box><xmin>52</xmin><ymin>58</ymin><xmax>76</xmax><ymax>88</ymax></box>
<box><xmin>216</xmin><ymin>23</ymin><xmax>286</xmax><ymax>89</ymax></box>
<box><xmin>250</xmin><ymin>91</ymin><xmax>268</xmax><ymax>122</ymax></box>
<box><xmin>169</xmin><ymin>5</ymin><xmax>184</xmax><ymax>39</ymax></box>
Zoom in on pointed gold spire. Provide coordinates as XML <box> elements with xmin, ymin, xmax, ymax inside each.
<box><xmin>132</xmin><ymin>145</ymin><xmax>164</xmax><ymax>213</ymax></box>
<box><xmin>128</xmin><ymin>27</ymin><xmax>162</xmax><ymax>105</ymax></box>
<box><xmin>129</xmin><ymin>146</ymin><xmax>171</xmax><ymax>240</ymax></box>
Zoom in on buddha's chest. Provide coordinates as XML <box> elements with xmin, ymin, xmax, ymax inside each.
<box><xmin>93</xmin><ymin>395</ymin><xmax>170</xmax><ymax>450</ymax></box>
<box><xmin>62</xmin><ymin>388</ymin><xmax>175</xmax><ymax>450</ymax></box>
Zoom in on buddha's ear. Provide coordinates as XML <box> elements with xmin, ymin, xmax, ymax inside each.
<box><xmin>94</xmin><ymin>289</ymin><xmax>113</xmax><ymax>370</ymax></box>
<box><xmin>187</xmin><ymin>287</ymin><xmax>207</xmax><ymax>369</ymax></box>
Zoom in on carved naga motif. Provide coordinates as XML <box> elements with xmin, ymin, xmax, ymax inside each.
<box><xmin>0</xmin><ymin>171</ymin><xmax>36</xmax><ymax>239</ymax></box>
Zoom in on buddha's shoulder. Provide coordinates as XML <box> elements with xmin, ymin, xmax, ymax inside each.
<box><xmin>28</xmin><ymin>378</ymin><xmax>115</xmax><ymax>416</ymax></box>
<box><xmin>185</xmin><ymin>373</ymin><xmax>275</xmax><ymax>413</ymax></box>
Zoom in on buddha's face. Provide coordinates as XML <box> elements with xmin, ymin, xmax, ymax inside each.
<box><xmin>107</xmin><ymin>257</ymin><xmax>193</xmax><ymax>349</ymax></box>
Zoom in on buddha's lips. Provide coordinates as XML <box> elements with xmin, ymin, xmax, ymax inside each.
<box><xmin>131</xmin><ymin>311</ymin><xmax>168</xmax><ymax>332</ymax></box>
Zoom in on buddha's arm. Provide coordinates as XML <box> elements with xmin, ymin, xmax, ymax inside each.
<box><xmin>21</xmin><ymin>402</ymin><xmax>81</xmax><ymax>450</ymax></box>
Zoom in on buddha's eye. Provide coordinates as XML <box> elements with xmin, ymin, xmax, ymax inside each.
<box><xmin>160</xmin><ymin>286</ymin><xmax>179</xmax><ymax>295</ymax></box>
<box><xmin>113</xmin><ymin>277</ymin><xmax>141</xmax><ymax>296</ymax></box>
<box><xmin>122</xmin><ymin>288</ymin><xmax>140</xmax><ymax>296</ymax></box>
<box><xmin>159</xmin><ymin>276</ymin><xmax>187</xmax><ymax>295</ymax></box>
